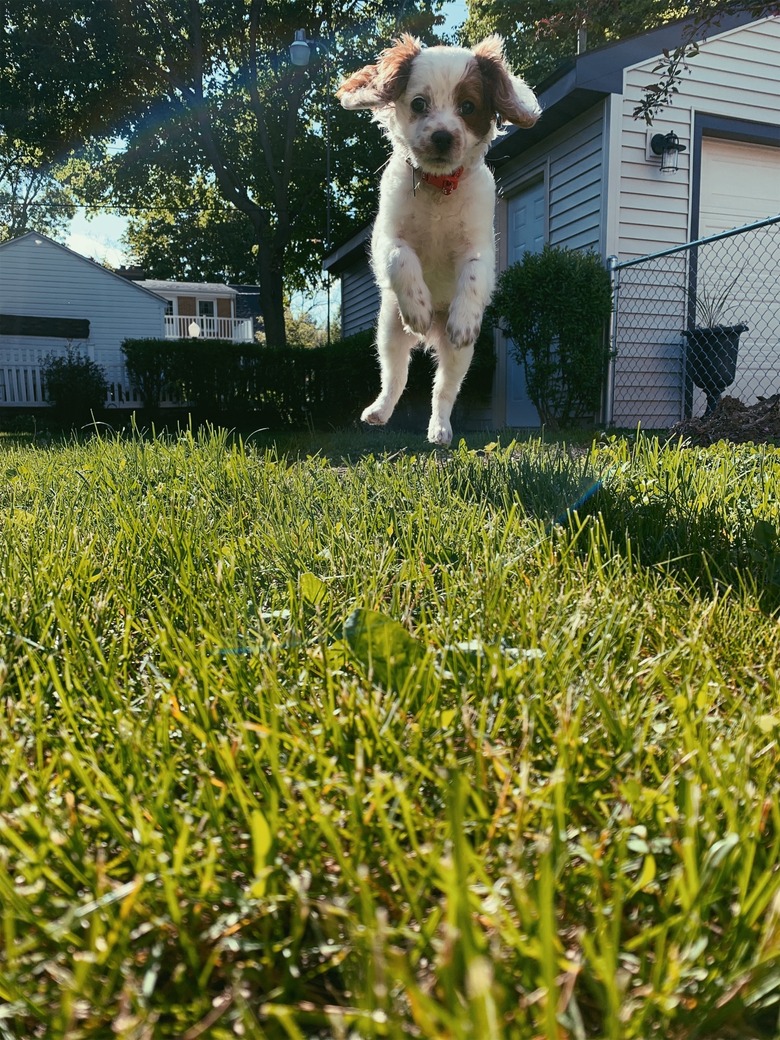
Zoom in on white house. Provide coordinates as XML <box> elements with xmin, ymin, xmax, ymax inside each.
<box><xmin>0</xmin><ymin>232</ymin><xmax>167</xmax><ymax>406</ymax></box>
<box><xmin>324</xmin><ymin>12</ymin><xmax>780</xmax><ymax>428</ymax></box>
<box><xmin>0</xmin><ymin>232</ymin><xmax>259</xmax><ymax>408</ymax></box>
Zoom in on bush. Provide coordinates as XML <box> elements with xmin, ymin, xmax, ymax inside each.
<box><xmin>41</xmin><ymin>344</ymin><xmax>108</xmax><ymax>421</ymax></box>
<box><xmin>122</xmin><ymin>327</ymin><xmax>495</xmax><ymax>429</ymax></box>
<box><xmin>489</xmin><ymin>245</ymin><xmax>613</xmax><ymax>427</ymax></box>
<box><xmin>120</xmin><ymin>338</ymin><xmax>171</xmax><ymax>412</ymax></box>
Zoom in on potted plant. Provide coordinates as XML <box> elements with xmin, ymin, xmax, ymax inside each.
<box><xmin>683</xmin><ymin>268</ymin><xmax>748</xmax><ymax>416</ymax></box>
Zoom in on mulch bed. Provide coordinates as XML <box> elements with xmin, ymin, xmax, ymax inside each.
<box><xmin>667</xmin><ymin>394</ymin><xmax>780</xmax><ymax>446</ymax></box>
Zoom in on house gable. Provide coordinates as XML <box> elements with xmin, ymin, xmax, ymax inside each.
<box><xmin>0</xmin><ymin>232</ymin><xmax>168</xmax><ymax>305</ymax></box>
<box><xmin>616</xmin><ymin>16</ymin><xmax>780</xmax><ymax>258</ymax></box>
<box><xmin>488</xmin><ymin>10</ymin><xmax>759</xmax><ymax>164</ymax></box>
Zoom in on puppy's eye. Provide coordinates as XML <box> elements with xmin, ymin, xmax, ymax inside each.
<box><xmin>410</xmin><ymin>96</ymin><xmax>428</xmax><ymax>114</ymax></box>
<box><xmin>460</xmin><ymin>100</ymin><xmax>476</xmax><ymax>115</ymax></box>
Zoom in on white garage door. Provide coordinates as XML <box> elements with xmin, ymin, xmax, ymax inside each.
<box><xmin>699</xmin><ymin>137</ymin><xmax>780</xmax><ymax>236</ymax></box>
<box><xmin>505</xmin><ymin>179</ymin><xmax>546</xmax><ymax>427</ymax></box>
<box><xmin>696</xmin><ymin>137</ymin><xmax>780</xmax><ymax>408</ymax></box>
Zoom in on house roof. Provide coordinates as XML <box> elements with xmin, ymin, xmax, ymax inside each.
<box><xmin>136</xmin><ymin>279</ymin><xmax>239</xmax><ymax>298</ymax></box>
<box><xmin>0</xmin><ymin>231</ymin><xmax>167</xmax><ymax>304</ymax></box>
<box><xmin>323</xmin><ymin>221</ymin><xmax>373</xmax><ymax>275</ymax></box>
<box><xmin>487</xmin><ymin>10</ymin><xmax>759</xmax><ymax>163</ymax></box>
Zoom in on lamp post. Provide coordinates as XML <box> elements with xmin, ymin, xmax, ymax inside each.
<box><xmin>290</xmin><ymin>29</ymin><xmax>333</xmax><ymax>346</ymax></box>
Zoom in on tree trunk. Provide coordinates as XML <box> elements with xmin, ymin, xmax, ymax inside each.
<box><xmin>256</xmin><ymin>238</ymin><xmax>287</xmax><ymax>348</ymax></box>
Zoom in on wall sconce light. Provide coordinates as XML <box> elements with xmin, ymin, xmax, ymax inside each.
<box><xmin>650</xmin><ymin>131</ymin><xmax>687</xmax><ymax>174</ymax></box>
<box><xmin>289</xmin><ymin>28</ymin><xmax>311</xmax><ymax>66</ymax></box>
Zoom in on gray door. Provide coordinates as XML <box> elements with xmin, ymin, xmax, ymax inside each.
<box><xmin>506</xmin><ymin>179</ymin><xmax>546</xmax><ymax>426</ymax></box>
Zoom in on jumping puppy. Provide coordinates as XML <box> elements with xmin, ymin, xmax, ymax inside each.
<box><xmin>338</xmin><ymin>35</ymin><xmax>541</xmax><ymax>444</ymax></box>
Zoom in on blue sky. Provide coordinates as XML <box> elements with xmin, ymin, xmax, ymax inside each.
<box><xmin>67</xmin><ymin>1</ymin><xmax>470</xmax><ymax>268</ymax></box>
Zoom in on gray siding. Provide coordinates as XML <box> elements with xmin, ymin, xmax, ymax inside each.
<box><xmin>548</xmin><ymin>108</ymin><xmax>605</xmax><ymax>251</ymax></box>
<box><xmin>493</xmin><ymin>105</ymin><xmax>606</xmax><ymax>427</ymax></box>
<box><xmin>495</xmin><ymin>102</ymin><xmax>606</xmax><ymax>255</ymax></box>
<box><xmin>341</xmin><ymin>264</ymin><xmax>380</xmax><ymax>337</ymax></box>
<box><xmin>0</xmin><ymin>235</ymin><xmax>165</xmax><ymax>354</ymax></box>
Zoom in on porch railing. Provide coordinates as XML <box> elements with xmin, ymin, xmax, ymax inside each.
<box><xmin>164</xmin><ymin>315</ymin><xmax>254</xmax><ymax>341</ymax></box>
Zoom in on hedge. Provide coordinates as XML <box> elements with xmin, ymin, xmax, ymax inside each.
<box><xmin>121</xmin><ymin>326</ymin><xmax>496</xmax><ymax>429</ymax></box>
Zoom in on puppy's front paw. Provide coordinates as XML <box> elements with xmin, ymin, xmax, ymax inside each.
<box><xmin>446</xmin><ymin>301</ymin><xmax>482</xmax><ymax>349</ymax></box>
<box><xmin>427</xmin><ymin>417</ymin><xmax>453</xmax><ymax>446</ymax></box>
<box><xmin>361</xmin><ymin>401</ymin><xmax>391</xmax><ymax>426</ymax></box>
<box><xmin>398</xmin><ymin>287</ymin><xmax>433</xmax><ymax>337</ymax></box>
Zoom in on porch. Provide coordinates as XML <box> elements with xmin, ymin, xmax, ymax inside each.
<box><xmin>164</xmin><ymin>315</ymin><xmax>254</xmax><ymax>341</ymax></box>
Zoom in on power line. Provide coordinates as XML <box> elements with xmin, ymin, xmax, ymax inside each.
<box><xmin>12</xmin><ymin>200</ymin><xmax>246</xmax><ymax>217</ymax></box>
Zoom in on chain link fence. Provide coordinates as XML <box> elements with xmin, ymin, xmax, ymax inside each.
<box><xmin>606</xmin><ymin>215</ymin><xmax>780</xmax><ymax>428</ymax></box>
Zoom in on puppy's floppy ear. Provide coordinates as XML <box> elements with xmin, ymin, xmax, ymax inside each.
<box><xmin>472</xmin><ymin>35</ymin><xmax>541</xmax><ymax>129</ymax></box>
<box><xmin>338</xmin><ymin>34</ymin><xmax>422</xmax><ymax>110</ymax></box>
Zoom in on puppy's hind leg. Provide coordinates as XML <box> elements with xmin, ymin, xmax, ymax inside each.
<box><xmin>361</xmin><ymin>295</ymin><xmax>417</xmax><ymax>426</ymax></box>
<box><xmin>427</xmin><ymin>333</ymin><xmax>475</xmax><ymax>446</ymax></box>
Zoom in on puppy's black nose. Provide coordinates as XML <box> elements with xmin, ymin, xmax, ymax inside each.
<box><xmin>431</xmin><ymin>130</ymin><xmax>453</xmax><ymax>153</ymax></box>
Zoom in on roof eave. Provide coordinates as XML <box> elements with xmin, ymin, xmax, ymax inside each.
<box><xmin>323</xmin><ymin>222</ymin><xmax>372</xmax><ymax>274</ymax></box>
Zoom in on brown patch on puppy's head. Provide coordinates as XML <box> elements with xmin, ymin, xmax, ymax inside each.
<box><xmin>472</xmin><ymin>35</ymin><xmax>541</xmax><ymax>129</ymax></box>
<box><xmin>454</xmin><ymin>60</ymin><xmax>495</xmax><ymax>140</ymax></box>
<box><xmin>338</xmin><ymin>35</ymin><xmax>422</xmax><ymax>110</ymax></box>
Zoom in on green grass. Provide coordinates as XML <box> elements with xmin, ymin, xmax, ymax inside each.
<box><xmin>0</xmin><ymin>427</ymin><xmax>779</xmax><ymax>1039</ymax></box>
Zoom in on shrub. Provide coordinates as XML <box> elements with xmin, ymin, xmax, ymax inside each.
<box><xmin>121</xmin><ymin>338</ymin><xmax>172</xmax><ymax>411</ymax></box>
<box><xmin>41</xmin><ymin>344</ymin><xmax>108</xmax><ymax>421</ymax></box>
<box><xmin>489</xmin><ymin>245</ymin><xmax>613</xmax><ymax>427</ymax></box>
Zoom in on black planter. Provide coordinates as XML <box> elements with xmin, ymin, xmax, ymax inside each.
<box><xmin>683</xmin><ymin>323</ymin><xmax>748</xmax><ymax>416</ymax></box>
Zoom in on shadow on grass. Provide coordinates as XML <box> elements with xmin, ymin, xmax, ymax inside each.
<box><xmin>571</xmin><ymin>473</ymin><xmax>780</xmax><ymax>614</ymax></box>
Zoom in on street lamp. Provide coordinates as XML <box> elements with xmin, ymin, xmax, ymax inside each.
<box><xmin>289</xmin><ymin>29</ymin><xmax>311</xmax><ymax>66</ymax></box>
<box><xmin>290</xmin><ymin>29</ymin><xmax>333</xmax><ymax>345</ymax></box>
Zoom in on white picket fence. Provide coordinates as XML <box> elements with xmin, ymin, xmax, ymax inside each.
<box><xmin>0</xmin><ymin>351</ymin><xmax>176</xmax><ymax>409</ymax></box>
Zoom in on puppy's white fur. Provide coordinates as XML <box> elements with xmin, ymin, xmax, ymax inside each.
<box><xmin>339</xmin><ymin>35</ymin><xmax>541</xmax><ymax>444</ymax></box>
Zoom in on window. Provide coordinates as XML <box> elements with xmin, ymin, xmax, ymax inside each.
<box><xmin>197</xmin><ymin>299</ymin><xmax>216</xmax><ymax>336</ymax></box>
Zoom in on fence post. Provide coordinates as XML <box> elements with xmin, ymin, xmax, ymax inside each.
<box><xmin>605</xmin><ymin>255</ymin><xmax>619</xmax><ymax>428</ymax></box>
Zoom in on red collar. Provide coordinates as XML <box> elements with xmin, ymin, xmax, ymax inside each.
<box><xmin>416</xmin><ymin>165</ymin><xmax>465</xmax><ymax>195</ymax></box>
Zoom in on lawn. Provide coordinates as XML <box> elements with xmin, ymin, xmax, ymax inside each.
<box><xmin>0</xmin><ymin>426</ymin><xmax>779</xmax><ymax>1039</ymax></box>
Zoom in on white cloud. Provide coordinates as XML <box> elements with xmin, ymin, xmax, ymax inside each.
<box><xmin>67</xmin><ymin>212</ymin><xmax>130</xmax><ymax>268</ymax></box>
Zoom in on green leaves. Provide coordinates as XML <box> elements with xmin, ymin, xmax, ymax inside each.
<box><xmin>343</xmin><ymin>607</ymin><xmax>426</xmax><ymax>692</ymax></box>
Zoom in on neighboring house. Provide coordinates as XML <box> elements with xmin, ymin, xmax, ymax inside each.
<box><xmin>117</xmin><ymin>270</ymin><xmax>260</xmax><ymax>342</ymax></box>
<box><xmin>324</xmin><ymin>12</ymin><xmax>780</xmax><ymax>428</ymax></box>
<box><xmin>0</xmin><ymin>232</ymin><xmax>261</xmax><ymax>408</ymax></box>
